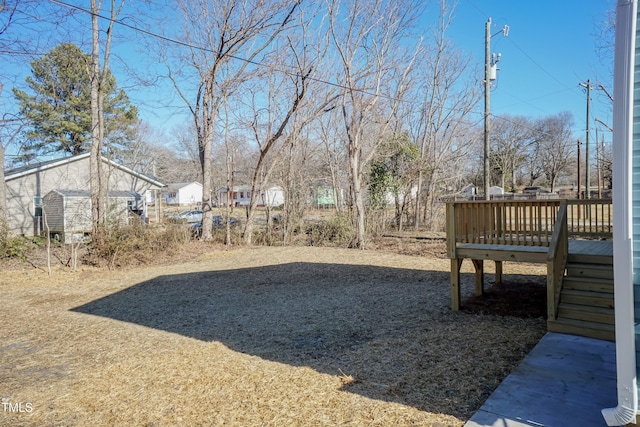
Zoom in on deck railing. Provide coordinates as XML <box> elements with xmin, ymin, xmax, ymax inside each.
<box><xmin>566</xmin><ymin>199</ymin><xmax>613</xmax><ymax>238</ymax></box>
<box><xmin>547</xmin><ymin>201</ymin><xmax>569</xmax><ymax>321</ymax></box>
<box><xmin>446</xmin><ymin>198</ymin><xmax>612</xmax><ymax>256</ymax></box>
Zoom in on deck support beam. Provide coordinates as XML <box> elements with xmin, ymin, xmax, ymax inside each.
<box><xmin>451</xmin><ymin>258</ymin><xmax>463</xmax><ymax>311</ymax></box>
<box><xmin>495</xmin><ymin>261</ymin><xmax>503</xmax><ymax>285</ymax></box>
<box><xmin>472</xmin><ymin>259</ymin><xmax>484</xmax><ymax>295</ymax></box>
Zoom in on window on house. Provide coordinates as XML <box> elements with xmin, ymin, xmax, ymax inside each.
<box><xmin>34</xmin><ymin>196</ymin><xmax>43</xmax><ymax>217</ymax></box>
<box><xmin>240</xmin><ymin>192</ymin><xmax>244</xmax><ymax>198</ymax></box>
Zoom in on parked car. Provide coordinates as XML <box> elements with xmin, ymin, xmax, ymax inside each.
<box><xmin>169</xmin><ymin>210</ymin><xmax>203</xmax><ymax>224</ymax></box>
<box><xmin>522</xmin><ymin>186</ymin><xmax>550</xmax><ymax>194</ymax></box>
<box><xmin>191</xmin><ymin>215</ymin><xmax>239</xmax><ymax>238</ymax></box>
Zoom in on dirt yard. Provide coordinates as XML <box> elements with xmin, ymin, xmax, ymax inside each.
<box><xmin>0</xmin><ymin>245</ymin><xmax>547</xmax><ymax>426</ymax></box>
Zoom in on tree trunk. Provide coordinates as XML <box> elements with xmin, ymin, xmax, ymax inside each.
<box><xmin>349</xmin><ymin>145</ymin><xmax>366</xmax><ymax>249</ymax></box>
<box><xmin>90</xmin><ymin>0</ymin><xmax>104</xmax><ymax>236</ymax></box>
<box><xmin>0</xmin><ymin>143</ymin><xmax>6</xmax><ymax>227</ymax></box>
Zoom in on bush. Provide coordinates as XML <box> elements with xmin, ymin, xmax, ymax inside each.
<box><xmin>0</xmin><ymin>222</ymin><xmax>35</xmax><ymax>260</ymax></box>
<box><xmin>307</xmin><ymin>215</ymin><xmax>354</xmax><ymax>247</ymax></box>
<box><xmin>87</xmin><ymin>220</ymin><xmax>192</xmax><ymax>268</ymax></box>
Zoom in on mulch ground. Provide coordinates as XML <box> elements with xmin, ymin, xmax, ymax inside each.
<box><xmin>0</xmin><ymin>244</ymin><xmax>547</xmax><ymax>426</ymax></box>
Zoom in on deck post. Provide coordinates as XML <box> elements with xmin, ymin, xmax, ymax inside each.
<box><xmin>451</xmin><ymin>258</ymin><xmax>463</xmax><ymax>311</ymax></box>
<box><xmin>495</xmin><ymin>261</ymin><xmax>503</xmax><ymax>285</ymax></box>
<box><xmin>472</xmin><ymin>259</ymin><xmax>484</xmax><ymax>295</ymax></box>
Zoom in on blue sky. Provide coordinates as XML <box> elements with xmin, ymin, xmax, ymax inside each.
<box><xmin>2</xmin><ymin>0</ymin><xmax>615</xmax><ymax>155</ymax></box>
<box><xmin>124</xmin><ymin>0</ymin><xmax>614</xmax><ymax>141</ymax></box>
<box><xmin>441</xmin><ymin>0</ymin><xmax>614</xmax><ymax>139</ymax></box>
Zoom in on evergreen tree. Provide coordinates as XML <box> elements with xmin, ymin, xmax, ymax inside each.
<box><xmin>13</xmin><ymin>43</ymin><xmax>138</xmax><ymax>161</ymax></box>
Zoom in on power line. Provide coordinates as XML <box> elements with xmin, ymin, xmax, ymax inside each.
<box><xmin>41</xmin><ymin>0</ymin><xmax>591</xmax><ymax>142</ymax></box>
<box><xmin>46</xmin><ymin>0</ymin><xmax>412</xmax><ymax>105</ymax></box>
<box><xmin>507</xmin><ymin>37</ymin><xmax>579</xmax><ymax>94</ymax></box>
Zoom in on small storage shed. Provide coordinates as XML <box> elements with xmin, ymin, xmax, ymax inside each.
<box><xmin>43</xmin><ymin>190</ymin><xmax>142</xmax><ymax>243</ymax></box>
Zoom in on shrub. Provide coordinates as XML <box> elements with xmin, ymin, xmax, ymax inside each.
<box><xmin>307</xmin><ymin>215</ymin><xmax>354</xmax><ymax>247</ymax></box>
<box><xmin>87</xmin><ymin>220</ymin><xmax>192</xmax><ymax>268</ymax></box>
<box><xmin>0</xmin><ymin>222</ymin><xmax>34</xmax><ymax>260</ymax></box>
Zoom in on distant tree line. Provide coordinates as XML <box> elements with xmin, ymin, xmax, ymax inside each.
<box><xmin>1</xmin><ymin>0</ymin><xmax>613</xmax><ymax>247</ymax></box>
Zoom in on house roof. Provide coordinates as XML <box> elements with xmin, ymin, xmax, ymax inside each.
<box><xmin>216</xmin><ymin>185</ymin><xmax>282</xmax><ymax>192</ymax></box>
<box><xmin>165</xmin><ymin>182</ymin><xmax>202</xmax><ymax>191</ymax></box>
<box><xmin>5</xmin><ymin>152</ymin><xmax>165</xmax><ymax>188</ymax></box>
<box><xmin>47</xmin><ymin>189</ymin><xmax>141</xmax><ymax>199</ymax></box>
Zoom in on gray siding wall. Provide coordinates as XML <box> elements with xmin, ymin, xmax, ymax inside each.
<box><xmin>63</xmin><ymin>197</ymin><xmax>93</xmax><ymax>233</ymax></box>
<box><xmin>42</xmin><ymin>191</ymin><xmax>65</xmax><ymax>231</ymax></box>
<box><xmin>6</xmin><ymin>156</ymin><xmax>160</xmax><ymax>236</ymax></box>
<box><xmin>6</xmin><ymin>157</ymin><xmax>91</xmax><ymax>236</ymax></box>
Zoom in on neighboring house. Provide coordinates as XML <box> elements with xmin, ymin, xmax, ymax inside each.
<box><xmin>460</xmin><ymin>184</ymin><xmax>477</xmax><ymax>195</ymax></box>
<box><xmin>43</xmin><ymin>190</ymin><xmax>142</xmax><ymax>243</ymax></box>
<box><xmin>4</xmin><ymin>153</ymin><xmax>164</xmax><ymax>237</ymax></box>
<box><xmin>217</xmin><ymin>185</ymin><xmax>284</xmax><ymax>207</ymax></box>
<box><xmin>312</xmin><ymin>186</ymin><xmax>344</xmax><ymax>209</ymax></box>
<box><xmin>489</xmin><ymin>186</ymin><xmax>504</xmax><ymax>196</ymax></box>
<box><xmin>162</xmin><ymin>182</ymin><xmax>203</xmax><ymax>206</ymax></box>
<box><xmin>602</xmin><ymin>2</ymin><xmax>638</xmax><ymax>425</ymax></box>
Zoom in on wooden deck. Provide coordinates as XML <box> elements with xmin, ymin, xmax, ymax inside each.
<box><xmin>450</xmin><ymin>239</ymin><xmax>612</xmax><ymax>306</ymax></box>
<box><xmin>447</xmin><ymin>199</ymin><xmax>614</xmax><ymax>340</ymax></box>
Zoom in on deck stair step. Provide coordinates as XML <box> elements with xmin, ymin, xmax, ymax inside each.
<box><xmin>560</xmin><ymin>289</ymin><xmax>614</xmax><ymax>309</ymax></box>
<box><xmin>562</xmin><ymin>276</ymin><xmax>614</xmax><ymax>293</ymax></box>
<box><xmin>549</xmin><ymin>257</ymin><xmax>614</xmax><ymax>342</ymax></box>
<box><xmin>547</xmin><ymin>318</ymin><xmax>615</xmax><ymax>342</ymax></box>
<box><xmin>565</xmin><ymin>263</ymin><xmax>614</xmax><ymax>280</ymax></box>
<box><xmin>557</xmin><ymin>303</ymin><xmax>614</xmax><ymax>324</ymax></box>
<box><xmin>567</xmin><ymin>253</ymin><xmax>613</xmax><ymax>266</ymax></box>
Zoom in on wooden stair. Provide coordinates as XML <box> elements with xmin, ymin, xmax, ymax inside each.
<box><xmin>547</xmin><ymin>254</ymin><xmax>615</xmax><ymax>342</ymax></box>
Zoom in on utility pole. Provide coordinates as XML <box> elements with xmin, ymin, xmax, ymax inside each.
<box><xmin>579</xmin><ymin>80</ymin><xmax>592</xmax><ymax>201</ymax></box>
<box><xmin>484</xmin><ymin>18</ymin><xmax>491</xmax><ymax>200</ymax></box>
<box><xmin>577</xmin><ymin>139</ymin><xmax>581</xmax><ymax>221</ymax></box>
<box><xmin>483</xmin><ymin>18</ymin><xmax>508</xmax><ymax>200</ymax></box>
<box><xmin>596</xmin><ymin>128</ymin><xmax>602</xmax><ymax>198</ymax></box>
<box><xmin>577</xmin><ymin>140</ymin><xmax>581</xmax><ymax>199</ymax></box>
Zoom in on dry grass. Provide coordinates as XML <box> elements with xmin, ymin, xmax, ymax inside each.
<box><xmin>0</xmin><ymin>245</ymin><xmax>547</xmax><ymax>426</ymax></box>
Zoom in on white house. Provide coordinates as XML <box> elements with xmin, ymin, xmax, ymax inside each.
<box><xmin>217</xmin><ymin>185</ymin><xmax>284</xmax><ymax>207</ymax></box>
<box><xmin>162</xmin><ymin>182</ymin><xmax>202</xmax><ymax>206</ymax></box>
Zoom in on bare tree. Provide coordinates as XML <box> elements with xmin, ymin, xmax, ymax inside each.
<box><xmin>318</xmin><ymin>109</ymin><xmax>348</xmax><ymax>213</ymax></box>
<box><xmin>165</xmin><ymin>0</ymin><xmax>301</xmax><ymax>241</ymax></box>
<box><xmin>239</xmin><ymin>10</ymin><xmax>340</xmax><ymax>244</ymax></box>
<box><xmin>0</xmin><ymin>115</ymin><xmax>24</xmax><ymax>223</ymax></box>
<box><xmin>327</xmin><ymin>0</ymin><xmax>421</xmax><ymax>248</ymax></box>
<box><xmin>490</xmin><ymin>115</ymin><xmax>534</xmax><ymax>192</ymax></box>
<box><xmin>534</xmin><ymin>112</ymin><xmax>575</xmax><ymax>192</ymax></box>
<box><xmin>90</xmin><ymin>0</ymin><xmax>125</xmax><ymax>236</ymax></box>
<box><xmin>1</xmin><ymin>0</ymin><xmax>54</xmax><ymax>226</ymax></box>
<box><xmin>410</xmin><ymin>0</ymin><xmax>480</xmax><ymax>230</ymax></box>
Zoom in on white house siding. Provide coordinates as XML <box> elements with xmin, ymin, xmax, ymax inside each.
<box><xmin>162</xmin><ymin>182</ymin><xmax>202</xmax><ymax>205</ymax></box>
<box><xmin>633</xmin><ymin>7</ymin><xmax>640</xmax><ymax>406</ymax></box>
<box><xmin>604</xmin><ymin>2</ymin><xmax>640</xmax><ymax>423</ymax></box>
<box><xmin>262</xmin><ymin>186</ymin><xmax>284</xmax><ymax>207</ymax></box>
<box><xmin>217</xmin><ymin>185</ymin><xmax>284</xmax><ymax>207</ymax></box>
